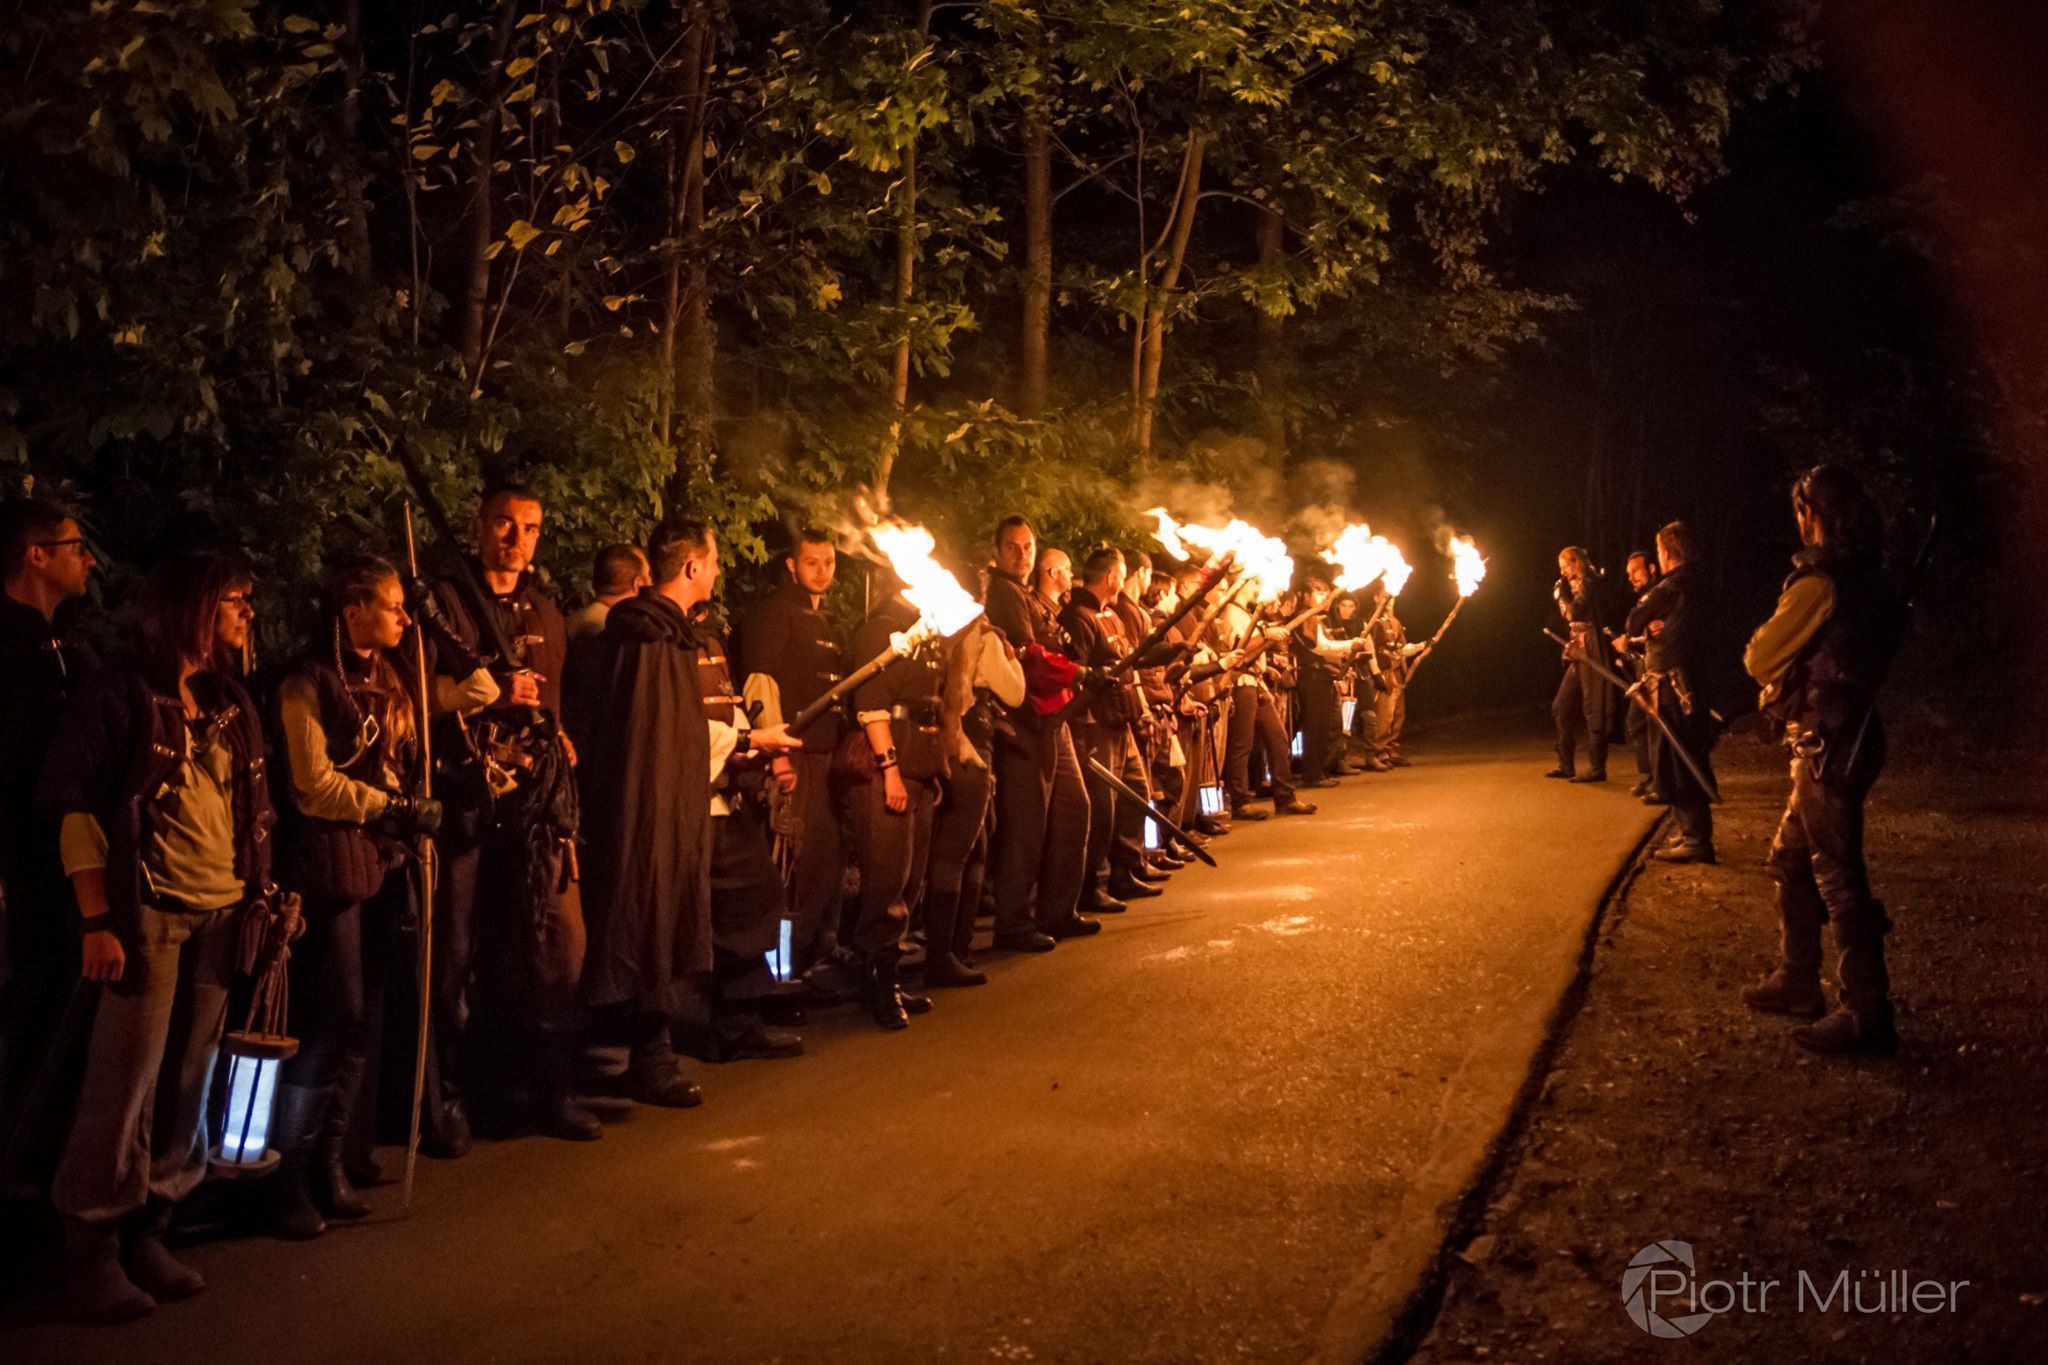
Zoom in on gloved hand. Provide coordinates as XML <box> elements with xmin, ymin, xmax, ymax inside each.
<box><xmin>382</xmin><ymin>795</ymin><xmax>445</xmax><ymax>841</ymax></box>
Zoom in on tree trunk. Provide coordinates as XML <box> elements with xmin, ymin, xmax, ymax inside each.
<box><xmin>664</xmin><ymin>2</ymin><xmax>715</xmax><ymax>505</ymax></box>
<box><xmin>456</xmin><ymin>2</ymin><xmax>522</xmax><ymax>386</ymax></box>
<box><xmin>1253</xmin><ymin>200</ymin><xmax>1286</xmax><ymax>454</ymax></box>
<box><xmin>1019</xmin><ymin>92</ymin><xmax>1052</xmax><ymax>418</ymax></box>
<box><xmin>875</xmin><ymin>0</ymin><xmax>934</xmax><ymax>504</ymax></box>
<box><xmin>1135</xmin><ymin>130</ymin><xmax>1206</xmax><ymax>460</ymax></box>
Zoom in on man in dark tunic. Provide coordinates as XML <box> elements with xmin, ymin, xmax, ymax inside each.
<box><xmin>1614</xmin><ymin>551</ymin><xmax>1662</xmax><ymax>799</ymax></box>
<box><xmin>420</xmin><ymin>483</ymin><xmax>581</xmax><ymax>1153</ymax></box>
<box><xmin>577</xmin><ymin>517</ymin><xmax>798</xmax><ymax>1105</ymax></box>
<box><xmin>1629</xmin><ymin>522</ymin><xmax>1718</xmax><ymax>863</ymax></box>
<box><xmin>733</xmin><ymin>528</ymin><xmax>848</xmax><ymax>988</ymax></box>
<box><xmin>1061</xmin><ymin>546</ymin><xmax>1158</xmax><ymax>910</ymax></box>
<box><xmin>0</xmin><ymin>497</ymin><xmax>98</xmax><ymax>1189</ymax></box>
<box><xmin>846</xmin><ymin>575</ymin><xmax>950</xmax><ymax>1028</ymax></box>
<box><xmin>1547</xmin><ymin>547</ymin><xmax>1611</xmax><ymax>782</ymax></box>
<box><xmin>1740</xmin><ymin>466</ymin><xmax>1900</xmax><ymax>1055</ymax></box>
<box><xmin>983</xmin><ymin>518</ymin><xmax>1092</xmax><ymax>951</ymax></box>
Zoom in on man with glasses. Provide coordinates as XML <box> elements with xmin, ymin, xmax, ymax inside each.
<box><xmin>0</xmin><ymin>497</ymin><xmax>99</xmax><ymax>1189</ymax></box>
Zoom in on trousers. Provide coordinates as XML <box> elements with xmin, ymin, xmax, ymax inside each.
<box><xmin>1078</xmin><ymin>723</ymin><xmax>1148</xmax><ymax>896</ymax></box>
<box><xmin>989</xmin><ymin>721</ymin><xmax>1090</xmax><ymax>936</ymax></box>
<box><xmin>1552</xmin><ymin>661</ymin><xmax>1611</xmax><ymax>774</ymax></box>
<box><xmin>1768</xmin><ymin>724</ymin><xmax>1890</xmax><ymax>1021</ymax></box>
<box><xmin>53</xmin><ymin>899</ymin><xmax>236</xmax><ymax>1226</ymax></box>
<box><xmin>1225</xmin><ymin>684</ymin><xmax>1296</xmax><ymax>808</ymax></box>
<box><xmin>848</xmin><ymin>772</ymin><xmax>935</xmax><ymax>962</ymax></box>
<box><xmin>784</xmin><ymin>750</ymin><xmax>845</xmax><ymax>968</ymax></box>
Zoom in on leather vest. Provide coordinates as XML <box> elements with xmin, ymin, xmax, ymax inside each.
<box><xmin>1777</xmin><ymin>549</ymin><xmax>1894</xmax><ymax>736</ymax></box>
<box><xmin>275</xmin><ymin>657</ymin><xmax>408</xmax><ymax>907</ymax></box>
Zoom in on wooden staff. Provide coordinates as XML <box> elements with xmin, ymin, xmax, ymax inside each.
<box><xmin>402</xmin><ymin>503</ymin><xmax>436</xmax><ymax>1210</ymax></box>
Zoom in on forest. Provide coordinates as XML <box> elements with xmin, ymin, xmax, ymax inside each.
<box><xmin>1</xmin><ymin>1</ymin><xmax>1877</xmax><ymax>647</ymax></box>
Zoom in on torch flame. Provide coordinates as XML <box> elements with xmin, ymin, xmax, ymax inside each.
<box><xmin>869</xmin><ymin>522</ymin><xmax>985</xmax><ymax>637</ymax></box>
<box><xmin>1323</xmin><ymin>523</ymin><xmax>1414</xmax><ymax>596</ymax></box>
<box><xmin>1446</xmin><ymin>533</ymin><xmax>1487</xmax><ymax>598</ymax></box>
<box><xmin>1148</xmin><ymin>508</ymin><xmax>1293</xmax><ymax>601</ymax></box>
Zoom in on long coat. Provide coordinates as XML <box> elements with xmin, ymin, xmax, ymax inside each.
<box><xmin>575</xmin><ymin>590</ymin><xmax>713</xmax><ymax>1015</ymax></box>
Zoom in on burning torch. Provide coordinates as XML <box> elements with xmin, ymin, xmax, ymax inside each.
<box><xmin>1406</xmin><ymin>533</ymin><xmax>1487</xmax><ymax>681</ymax></box>
<box><xmin>786</xmin><ymin>523</ymin><xmax>984</xmax><ymax>738</ymax></box>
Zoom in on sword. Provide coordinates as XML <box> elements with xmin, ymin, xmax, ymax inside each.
<box><xmin>1544</xmin><ymin>627</ymin><xmax>1721</xmax><ymax>802</ymax></box>
<box><xmin>1082</xmin><ymin>756</ymin><xmax>1218</xmax><ymax>867</ymax></box>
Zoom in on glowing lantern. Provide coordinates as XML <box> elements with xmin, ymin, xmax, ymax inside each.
<box><xmin>213</xmin><ymin>1030</ymin><xmax>297</xmax><ymax>1176</ymax></box>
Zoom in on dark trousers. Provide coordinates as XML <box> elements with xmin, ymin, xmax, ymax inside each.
<box><xmin>990</xmin><ymin>722</ymin><xmax>1091</xmax><ymax>936</ymax></box>
<box><xmin>1298</xmin><ymin>669</ymin><xmax>1339</xmax><ymax>783</ymax></box>
<box><xmin>284</xmin><ymin>874</ymin><xmax>404</xmax><ymax>1092</ymax></box>
<box><xmin>1225</xmin><ymin>684</ymin><xmax>1296</xmax><ymax>808</ymax></box>
<box><xmin>785</xmin><ymin>750</ymin><xmax>845</xmax><ymax>968</ymax></box>
<box><xmin>1078</xmin><ymin>723</ymin><xmax>1147</xmax><ymax>896</ymax></box>
<box><xmin>928</xmin><ymin>760</ymin><xmax>993</xmax><ymax>899</ymax></box>
<box><xmin>1650</xmin><ymin>693</ymin><xmax>1716</xmax><ymax>847</ymax></box>
<box><xmin>848</xmin><ymin>772</ymin><xmax>935</xmax><ymax>963</ymax></box>
<box><xmin>1627</xmin><ymin>702</ymin><xmax>1651</xmax><ymax>777</ymax></box>
<box><xmin>53</xmin><ymin>900</ymin><xmax>236</xmax><ymax>1225</ymax></box>
<box><xmin>1767</xmin><ymin>726</ymin><xmax>1890</xmax><ymax>1020</ymax></box>
<box><xmin>432</xmin><ymin>816</ymin><xmax>585</xmax><ymax>1127</ymax></box>
<box><xmin>0</xmin><ymin>866</ymin><xmax>81</xmax><ymax>1189</ymax></box>
<box><xmin>926</xmin><ymin>758</ymin><xmax>993</xmax><ymax>959</ymax></box>
<box><xmin>1552</xmin><ymin>662</ymin><xmax>1611</xmax><ymax>775</ymax></box>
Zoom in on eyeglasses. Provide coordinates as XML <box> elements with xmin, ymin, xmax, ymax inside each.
<box><xmin>220</xmin><ymin>592</ymin><xmax>256</xmax><ymax>608</ymax></box>
<box><xmin>33</xmin><ymin>537</ymin><xmax>87</xmax><ymax>550</ymax></box>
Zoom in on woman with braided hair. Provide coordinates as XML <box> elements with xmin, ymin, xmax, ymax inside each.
<box><xmin>266</xmin><ymin>555</ymin><xmax>447</xmax><ymax>1237</ymax></box>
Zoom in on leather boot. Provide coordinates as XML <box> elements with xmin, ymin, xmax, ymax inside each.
<box><xmin>920</xmin><ymin>892</ymin><xmax>986</xmax><ymax>987</ymax></box>
<box><xmin>272</xmin><ymin>1083</ymin><xmax>331</xmax><ymax>1240</ymax></box>
<box><xmin>1740</xmin><ymin>966</ymin><xmax>1827</xmax><ymax>1018</ymax></box>
<box><xmin>123</xmin><ymin>1197</ymin><xmax>204</xmax><ymax>1302</ymax></box>
<box><xmin>63</xmin><ymin>1217</ymin><xmax>154</xmax><ymax>1323</ymax></box>
<box><xmin>534</xmin><ymin>1033</ymin><xmax>603</xmax><ymax>1141</ymax></box>
<box><xmin>313</xmin><ymin>1055</ymin><xmax>373</xmax><ymax>1219</ymax></box>
<box><xmin>1791</xmin><ymin>1006</ymin><xmax>1898</xmax><ymax>1056</ymax></box>
<box><xmin>866</xmin><ymin>958</ymin><xmax>911</xmax><ymax>1031</ymax></box>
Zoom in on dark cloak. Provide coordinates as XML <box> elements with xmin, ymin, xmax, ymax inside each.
<box><xmin>575</xmin><ymin>589</ymin><xmax>712</xmax><ymax>1015</ymax></box>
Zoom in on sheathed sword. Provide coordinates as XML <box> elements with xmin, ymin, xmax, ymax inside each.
<box><xmin>1543</xmin><ymin>627</ymin><xmax>1721</xmax><ymax>803</ymax></box>
<box><xmin>1082</xmin><ymin>757</ymin><xmax>1218</xmax><ymax>867</ymax></box>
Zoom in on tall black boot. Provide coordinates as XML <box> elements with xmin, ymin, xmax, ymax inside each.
<box><xmin>866</xmin><ymin>958</ymin><xmax>910</xmax><ymax>1030</ymax></box>
<box><xmin>534</xmin><ymin>1033</ymin><xmax>603</xmax><ymax>1140</ymax></box>
<box><xmin>271</xmin><ymin>1083</ymin><xmax>330</xmax><ymax>1241</ymax></box>
<box><xmin>920</xmin><ymin>893</ymin><xmax>987</xmax><ymax>988</ymax></box>
<box><xmin>313</xmin><ymin>1054</ymin><xmax>373</xmax><ymax>1219</ymax></box>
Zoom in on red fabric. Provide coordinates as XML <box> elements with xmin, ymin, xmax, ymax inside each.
<box><xmin>1021</xmin><ymin>642</ymin><xmax>1079</xmax><ymax>716</ymax></box>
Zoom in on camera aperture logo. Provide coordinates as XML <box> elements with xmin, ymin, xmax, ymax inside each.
<box><xmin>1620</xmin><ymin>1239</ymin><xmax>1970</xmax><ymax>1337</ymax></box>
<box><xmin>1622</xmin><ymin>1241</ymin><xmax>1715</xmax><ymax>1337</ymax></box>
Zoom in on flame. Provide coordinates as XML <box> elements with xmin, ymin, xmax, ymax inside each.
<box><xmin>1148</xmin><ymin>508</ymin><xmax>1293</xmax><ymax>601</ymax></box>
<box><xmin>1322</xmin><ymin>523</ymin><xmax>1413</xmax><ymax>596</ymax></box>
<box><xmin>1445</xmin><ymin>533</ymin><xmax>1487</xmax><ymax>598</ymax></box>
<box><xmin>869</xmin><ymin>522</ymin><xmax>985</xmax><ymax>637</ymax></box>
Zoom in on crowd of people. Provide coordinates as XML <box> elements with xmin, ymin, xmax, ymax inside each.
<box><xmin>1542</xmin><ymin>466</ymin><xmax>1906</xmax><ymax>1064</ymax></box>
<box><xmin>0</xmin><ymin>489</ymin><xmax>1432</xmax><ymax>1323</ymax></box>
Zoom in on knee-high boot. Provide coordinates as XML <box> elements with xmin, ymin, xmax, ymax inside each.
<box><xmin>313</xmin><ymin>1055</ymin><xmax>373</xmax><ymax>1219</ymax></box>
<box><xmin>272</xmin><ymin>1083</ymin><xmax>331</xmax><ymax>1240</ymax></box>
<box><xmin>920</xmin><ymin>892</ymin><xmax>986</xmax><ymax>988</ymax></box>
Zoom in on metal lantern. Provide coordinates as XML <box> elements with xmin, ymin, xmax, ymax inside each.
<box><xmin>1341</xmin><ymin>698</ymin><xmax>1358</xmax><ymax>731</ymax></box>
<box><xmin>1143</xmin><ymin>818</ymin><xmax>1160</xmax><ymax>852</ymax></box>
<box><xmin>1198</xmin><ymin>782</ymin><xmax>1227</xmax><ymax>817</ymax></box>
<box><xmin>212</xmin><ymin>894</ymin><xmax>299</xmax><ymax>1178</ymax></box>
<box><xmin>1290</xmin><ymin>730</ymin><xmax>1305</xmax><ymax>758</ymax></box>
<box><xmin>213</xmin><ymin>1031</ymin><xmax>297</xmax><ymax>1175</ymax></box>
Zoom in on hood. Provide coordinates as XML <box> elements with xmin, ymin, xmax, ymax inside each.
<box><xmin>604</xmin><ymin>589</ymin><xmax>695</xmax><ymax>646</ymax></box>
